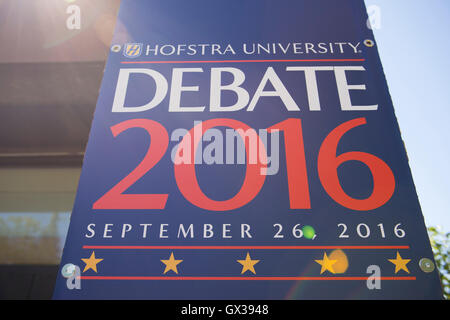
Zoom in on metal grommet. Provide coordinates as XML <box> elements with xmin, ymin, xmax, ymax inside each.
<box><xmin>419</xmin><ymin>258</ymin><xmax>435</xmax><ymax>273</ymax></box>
<box><xmin>61</xmin><ymin>263</ymin><xmax>76</xmax><ymax>278</ymax></box>
<box><xmin>111</xmin><ymin>44</ymin><xmax>122</xmax><ymax>52</ymax></box>
<box><xmin>364</xmin><ymin>39</ymin><xmax>375</xmax><ymax>47</ymax></box>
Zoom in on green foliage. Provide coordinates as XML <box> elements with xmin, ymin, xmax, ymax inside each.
<box><xmin>428</xmin><ymin>226</ymin><xmax>450</xmax><ymax>299</ymax></box>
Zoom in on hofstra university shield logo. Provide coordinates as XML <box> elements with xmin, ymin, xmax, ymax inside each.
<box><xmin>123</xmin><ymin>43</ymin><xmax>143</xmax><ymax>58</ymax></box>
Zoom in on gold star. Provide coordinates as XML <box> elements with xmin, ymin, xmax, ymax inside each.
<box><xmin>388</xmin><ymin>251</ymin><xmax>411</xmax><ymax>274</ymax></box>
<box><xmin>81</xmin><ymin>251</ymin><xmax>103</xmax><ymax>273</ymax></box>
<box><xmin>315</xmin><ymin>252</ymin><xmax>338</xmax><ymax>274</ymax></box>
<box><xmin>161</xmin><ymin>252</ymin><xmax>183</xmax><ymax>274</ymax></box>
<box><xmin>237</xmin><ymin>252</ymin><xmax>260</xmax><ymax>274</ymax></box>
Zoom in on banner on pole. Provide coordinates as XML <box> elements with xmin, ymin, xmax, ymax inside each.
<box><xmin>53</xmin><ymin>0</ymin><xmax>443</xmax><ymax>299</ymax></box>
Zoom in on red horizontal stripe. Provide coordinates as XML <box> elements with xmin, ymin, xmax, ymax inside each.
<box><xmin>82</xmin><ymin>245</ymin><xmax>409</xmax><ymax>250</ymax></box>
<box><xmin>120</xmin><ymin>58</ymin><xmax>365</xmax><ymax>64</ymax></box>
<box><xmin>80</xmin><ymin>276</ymin><xmax>415</xmax><ymax>281</ymax></box>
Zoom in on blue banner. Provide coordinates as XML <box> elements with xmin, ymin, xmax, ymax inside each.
<box><xmin>53</xmin><ymin>0</ymin><xmax>443</xmax><ymax>299</ymax></box>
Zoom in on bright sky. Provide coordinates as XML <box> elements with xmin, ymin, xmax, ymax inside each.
<box><xmin>365</xmin><ymin>0</ymin><xmax>450</xmax><ymax>232</ymax></box>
